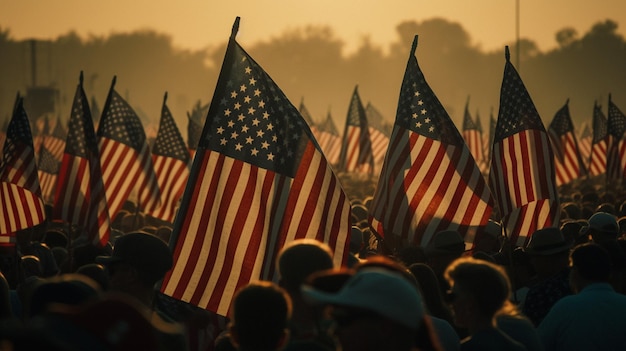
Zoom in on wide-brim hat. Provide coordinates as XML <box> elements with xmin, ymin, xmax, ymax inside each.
<box><xmin>524</xmin><ymin>227</ymin><xmax>571</xmax><ymax>256</ymax></box>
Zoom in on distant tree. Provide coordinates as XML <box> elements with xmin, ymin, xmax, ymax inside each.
<box><xmin>556</xmin><ymin>27</ymin><xmax>578</xmax><ymax>48</ymax></box>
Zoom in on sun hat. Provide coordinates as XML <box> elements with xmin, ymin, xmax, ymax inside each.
<box><xmin>301</xmin><ymin>268</ymin><xmax>424</xmax><ymax>330</ymax></box>
<box><xmin>524</xmin><ymin>227</ymin><xmax>571</xmax><ymax>256</ymax></box>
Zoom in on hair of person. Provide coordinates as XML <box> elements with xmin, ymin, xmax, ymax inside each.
<box><xmin>276</xmin><ymin>239</ymin><xmax>334</xmax><ymax>292</ymax></box>
<box><xmin>354</xmin><ymin>255</ymin><xmax>419</xmax><ymax>288</ymax></box>
<box><xmin>444</xmin><ymin>256</ymin><xmax>511</xmax><ymax>319</ymax></box>
<box><xmin>408</xmin><ymin>263</ymin><xmax>454</xmax><ymax>323</ymax></box>
<box><xmin>230</xmin><ymin>281</ymin><xmax>292</xmax><ymax>351</ymax></box>
<box><xmin>570</xmin><ymin>243</ymin><xmax>612</xmax><ymax>282</ymax></box>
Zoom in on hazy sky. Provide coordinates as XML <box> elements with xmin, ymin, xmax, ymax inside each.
<box><xmin>3</xmin><ymin>0</ymin><xmax>626</xmax><ymax>54</ymax></box>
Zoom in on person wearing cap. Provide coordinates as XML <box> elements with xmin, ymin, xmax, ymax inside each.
<box><xmin>302</xmin><ymin>268</ymin><xmax>426</xmax><ymax>351</ymax></box>
<box><xmin>444</xmin><ymin>257</ymin><xmax>525</xmax><ymax>351</ymax></box>
<box><xmin>96</xmin><ymin>231</ymin><xmax>188</xmax><ymax>351</ymax></box>
<box><xmin>581</xmin><ymin>212</ymin><xmax>626</xmax><ymax>294</ymax></box>
<box><xmin>538</xmin><ymin>243</ymin><xmax>626</xmax><ymax>350</ymax></box>
<box><xmin>521</xmin><ymin>227</ymin><xmax>572</xmax><ymax>326</ymax></box>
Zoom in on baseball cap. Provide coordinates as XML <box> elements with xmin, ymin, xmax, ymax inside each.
<box><xmin>301</xmin><ymin>268</ymin><xmax>424</xmax><ymax>330</ymax></box>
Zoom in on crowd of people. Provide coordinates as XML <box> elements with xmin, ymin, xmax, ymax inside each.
<box><xmin>1</xmin><ymin>175</ymin><xmax>626</xmax><ymax>350</ymax></box>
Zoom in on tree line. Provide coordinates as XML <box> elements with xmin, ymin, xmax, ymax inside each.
<box><xmin>0</xmin><ymin>18</ymin><xmax>624</xmax><ymax>139</ymax></box>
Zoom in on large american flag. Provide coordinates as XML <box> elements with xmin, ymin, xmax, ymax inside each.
<box><xmin>606</xmin><ymin>95</ymin><xmax>626</xmax><ymax>181</ymax></box>
<box><xmin>148</xmin><ymin>94</ymin><xmax>190</xmax><ymax>223</ymax></box>
<box><xmin>489</xmin><ymin>48</ymin><xmax>560</xmax><ymax>247</ymax></box>
<box><xmin>160</xmin><ymin>28</ymin><xmax>351</xmax><ymax>316</ymax></box>
<box><xmin>37</xmin><ymin>145</ymin><xmax>59</xmax><ymax>204</ymax></box>
<box><xmin>0</xmin><ymin>95</ymin><xmax>46</xmax><ymax>237</ymax></box>
<box><xmin>53</xmin><ymin>76</ymin><xmax>111</xmax><ymax>247</ymax></box>
<box><xmin>589</xmin><ymin>102</ymin><xmax>608</xmax><ymax>177</ymax></box>
<box><xmin>369</xmin><ymin>36</ymin><xmax>493</xmax><ymax>249</ymax></box>
<box><xmin>547</xmin><ymin>100</ymin><xmax>587</xmax><ymax>186</ymax></box>
<box><xmin>338</xmin><ymin>86</ymin><xmax>374</xmax><ymax>174</ymax></box>
<box><xmin>97</xmin><ymin>80</ymin><xmax>161</xmax><ymax>220</ymax></box>
<box><xmin>316</xmin><ymin>111</ymin><xmax>341</xmax><ymax>165</ymax></box>
<box><xmin>462</xmin><ymin>99</ymin><xmax>487</xmax><ymax>173</ymax></box>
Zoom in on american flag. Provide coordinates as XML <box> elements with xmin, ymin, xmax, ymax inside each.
<box><xmin>316</xmin><ymin>110</ymin><xmax>341</xmax><ymax>165</ymax></box>
<box><xmin>489</xmin><ymin>48</ymin><xmax>560</xmax><ymax>247</ymax></box>
<box><xmin>97</xmin><ymin>79</ymin><xmax>161</xmax><ymax>220</ymax></box>
<box><xmin>365</xmin><ymin>102</ymin><xmax>391</xmax><ymax>171</ymax></box>
<box><xmin>369</xmin><ymin>36</ymin><xmax>493</xmax><ymax>248</ymax></box>
<box><xmin>44</xmin><ymin>117</ymin><xmax>67</xmax><ymax>161</ymax></box>
<box><xmin>298</xmin><ymin>98</ymin><xmax>318</xmax><ymax>135</ymax></box>
<box><xmin>187</xmin><ymin>101</ymin><xmax>207</xmax><ymax>159</ymax></box>
<box><xmin>462</xmin><ymin>99</ymin><xmax>487</xmax><ymax>173</ymax></box>
<box><xmin>578</xmin><ymin>122</ymin><xmax>592</xmax><ymax>171</ymax></box>
<box><xmin>37</xmin><ymin>145</ymin><xmax>59</xmax><ymax>203</ymax></box>
<box><xmin>0</xmin><ymin>95</ymin><xmax>46</xmax><ymax>237</ymax></box>
<box><xmin>338</xmin><ymin>86</ymin><xmax>374</xmax><ymax>174</ymax></box>
<box><xmin>475</xmin><ymin>110</ymin><xmax>490</xmax><ymax>165</ymax></box>
<box><xmin>0</xmin><ymin>120</ymin><xmax>7</xmax><ymax>156</ymax></box>
<box><xmin>160</xmin><ymin>23</ymin><xmax>351</xmax><ymax>316</ymax></box>
<box><xmin>606</xmin><ymin>95</ymin><xmax>626</xmax><ymax>181</ymax></box>
<box><xmin>148</xmin><ymin>93</ymin><xmax>190</xmax><ymax>223</ymax></box>
<box><xmin>53</xmin><ymin>75</ymin><xmax>111</xmax><ymax>247</ymax></box>
<box><xmin>547</xmin><ymin>100</ymin><xmax>587</xmax><ymax>186</ymax></box>
<box><xmin>589</xmin><ymin>102</ymin><xmax>608</xmax><ymax>177</ymax></box>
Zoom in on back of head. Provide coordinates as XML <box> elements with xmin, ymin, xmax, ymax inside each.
<box><xmin>570</xmin><ymin>243</ymin><xmax>611</xmax><ymax>282</ymax></box>
<box><xmin>584</xmin><ymin>212</ymin><xmax>619</xmax><ymax>244</ymax></box>
<box><xmin>445</xmin><ymin>257</ymin><xmax>511</xmax><ymax>318</ymax></box>
<box><xmin>96</xmin><ymin>232</ymin><xmax>173</xmax><ymax>287</ymax></box>
<box><xmin>230</xmin><ymin>281</ymin><xmax>291</xmax><ymax>351</ymax></box>
<box><xmin>277</xmin><ymin>239</ymin><xmax>334</xmax><ymax>292</ymax></box>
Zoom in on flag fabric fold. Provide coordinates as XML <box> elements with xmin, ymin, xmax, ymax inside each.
<box><xmin>547</xmin><ymin>100</ymin><xmax>587</xmax><ymax>186</ymax></box>
<box><xmin>489</xmin><ymin>48</ymin><xmax>560</xmax><ymax>247</ymax></box>
<box><xmin>97</xmin><ymin>81</ymin><xmax>161</xmax><ymax>220</ymax></box>
<box><xmin>148</xmin><ymin>94</ymin><xmax>191</xmax><ymax>222</ymax></box>
<box><xmin>369</xmin><ymin>36</ymin><xmax>493</xmax><ymax>249</ymax></box>
<box><xmin>606</xmin><ymin>95</ymin><xmax>626</xmax><ymax>181</ymax></box>
<box><xmin>338</xmin><ymin>86</ymin><xmax>374</xmax><ymax>174</ymax></box>
<box><xmin>0</xmin><ymin>95</ymin><xmax>46</xmax><ymax>237</ymax></box>
<box><xmin>578</xmin><ymin>122</ymin><xmax>592</xmax><ymax>171</ymax></box>
<box><xmin>53</xmin><ymin>76</ymin><xmax>111</xmax><ymax>247</ymax></box>
<box><xmin>589</xmin><ymin>102</ymin><xmax>608</xmax><ymax>177</ymax></box>
<box><xmin>161</xmin><ymin>26</ymin><xmax>351</xmax><ymax>316</ymax></box>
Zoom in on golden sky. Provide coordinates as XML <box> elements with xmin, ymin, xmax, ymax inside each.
<box><xmin>2</xmin><ymin>0</ymin><xmax>626</xmax><ymax>54</ymax></box>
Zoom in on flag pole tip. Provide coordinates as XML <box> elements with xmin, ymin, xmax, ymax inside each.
<box><xmin>79</xmin><ymin>71</ymin><xmax>84</xmax><ymax>86</ymax></box>
<box><xmin>231</xmin><ymin>17</ymin><xmax>241</xmax><ymax>39</ymax></box>
<box><xmin>505</xmin><ymin>46</ymin><xmax>511</xmax><ymax>62</ymax></box>
<box><xmin>164</xmin><ymin>91</ymin><xmax>168</xmax><ymax>103</ymax></box>
<box><xmin>411</xmin><ymin>35</ymin><xmax>418</xmax><ymax>54</ymax></box>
